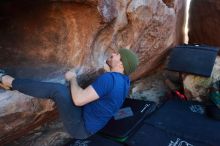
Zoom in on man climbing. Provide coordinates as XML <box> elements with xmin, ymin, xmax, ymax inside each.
<box><xmin>0</xmin><ymin>48</ymin><xmax>139</xmax><ymax>139</ymax></box>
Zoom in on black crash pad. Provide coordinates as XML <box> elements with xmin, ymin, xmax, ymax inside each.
<box><xmin>100</xmin><ymin>98</ymin><xmax>157</xmax><ymax>139</ymax></box>
<box><xmin>126</xmin><ymin>124</ymin><xmax>208</xmax><ymax>146</ymax></box>
<box><xmin>126</xmin><ymin>100</ymin><xmax>220</xmax><ymax>146</ymax></box>
<box><xmin>64</xmin><ymin>135</ymin><xmax>123</xmax><ymax>146</ymax></box>
<box><xmin>167</xmin><ymin>44</ymin><xmax>219</xmax><ymax>77</ymax></box>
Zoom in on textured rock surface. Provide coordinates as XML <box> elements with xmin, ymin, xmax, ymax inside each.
<box><xmin>183</xmin><ymin>56</ymin><xmax>220</xmax><ymax>102</ymax></box>
<box><xmin>130</xmin><ymin>70</ymin><xmax>168</xmax><ymax>104</ymax></box>
<box><xmin>188</xmin><ymin>0</ymin><xmax>220</xmax><ymax>47</ymax></box>
<box><xmin>0</xmin><ymin>89</ymin><xmax>58</xmax><ymax>144</ymax></box>
<box><xmin>5</xmin><ymin>120</ymin><xmax>72</xmax><ymax>146</ymax></box>
<box><xmin>0</xmin><ymin>0</ymin><xmax>186</xmax><ymax>144</ymax></box>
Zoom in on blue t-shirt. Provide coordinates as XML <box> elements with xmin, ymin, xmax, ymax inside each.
<box><xmin>83</xmin><ymin>72</ymin><xmax>130</xmax><ymax>134</ymax></box>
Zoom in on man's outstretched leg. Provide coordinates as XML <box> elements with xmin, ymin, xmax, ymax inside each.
<box><xmin>0</xmin><ymin>72</ymin><xmax>91</xmax><ymax>139</ymax></box>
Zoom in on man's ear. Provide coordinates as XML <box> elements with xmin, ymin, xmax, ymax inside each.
<box><xmin>119</xmin><ymin>62</ymin><xmax>124</xmax><ymax>71</ymax></box>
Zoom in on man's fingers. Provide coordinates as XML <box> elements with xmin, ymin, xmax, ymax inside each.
<box><xmin>65</xmin><ymin>70</ymin><xmax>77</xmax><ymax>81</ymax></box>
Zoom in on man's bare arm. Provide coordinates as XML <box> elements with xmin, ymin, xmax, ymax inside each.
<box><xmin>65</xmin><ymin>70</ymin><xmax>99</xmax><ymax>106</ymax></box>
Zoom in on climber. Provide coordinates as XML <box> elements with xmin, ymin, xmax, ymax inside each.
<box><xmin>0</xmin><ymin>48</ymin><xmax>139</xmax><ymax>139</ymax></box>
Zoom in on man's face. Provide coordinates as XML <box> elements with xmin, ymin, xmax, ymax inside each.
<box><xmin>106</xmin><ymin>53</ymin><xmax>122</xmax><ymax>68</ymax></box>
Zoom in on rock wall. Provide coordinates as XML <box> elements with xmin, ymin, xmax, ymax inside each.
<box><xmin>183</xmin><ymin>56</ymin><xmax>220</xmax><ymax>102</ymax></box>
<box><xmin>0</xmin><ymin>0</ymin><xmax>186</xmax><ymax>144</ymax></box>
<box><xmin>188</xmin><ymin>0</ymin><xmax>220</xmax><ymax>47</ymax></box>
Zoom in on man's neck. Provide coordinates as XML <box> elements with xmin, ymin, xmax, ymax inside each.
<box><xmin>110</xmin><ymin>68</ymin><xmax>124</xmax><ymax>74</ymax></box>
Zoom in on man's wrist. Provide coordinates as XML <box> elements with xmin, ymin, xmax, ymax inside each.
<box><xmin>69</xmin><ymin>76</ymin><xmax>77</xmax><ymax>82</ymax></box>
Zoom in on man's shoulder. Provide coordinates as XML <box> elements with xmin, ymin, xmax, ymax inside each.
<box><xmin>96</xmin><ymin>72</ymin><xmax>113</xmax><ymax>81</ymax></box>
<box><xmin>99</xmin><ymin>72</ymin><xmax>126</xmax><ymax>79</ymax></box>
<box><xmin>99</xmin><ymin>72</ymin><xmax>112</xmax><ymax>77</ymax></box>
<box><xmin>102</xmin><ymin>72</ymin><xmax>127</xmax><ymax>76</ymax></box>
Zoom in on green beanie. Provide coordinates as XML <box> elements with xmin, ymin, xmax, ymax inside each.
<box><xmin>119</xmin><ymin>48</ymin><xmax>139</xmax><ymax>75</ymax></box>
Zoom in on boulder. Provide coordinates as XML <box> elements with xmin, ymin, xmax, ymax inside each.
<box><xmin>183</xmin><ymin>56</ymin><xmax>220</xmax><ymax>102</ymax></box>
<box><xmin>188</xmin><ymin>0</ymin><xmax>220</xmax><ymax>47</ymax></box>
<box><xmin>0</xmin><ymin>0</ymin><xmax>186</xmax><ymax>144</ymax></box>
